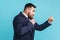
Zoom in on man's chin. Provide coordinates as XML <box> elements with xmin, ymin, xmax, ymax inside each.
<box><xmin>30</xmin><ymin>18</ymin><xmax>33</xmax><ymax>19</ymax></box>
<box><xmin>28</xmin><ymin>17</ymin><xmax>33</xmax><ymax>19</ymax></box>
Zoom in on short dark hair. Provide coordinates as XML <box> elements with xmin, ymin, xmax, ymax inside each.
<box><xmin>24</xmin><ymin>3</ymin><xmax>36</xmax><ymax>10</ymax></box>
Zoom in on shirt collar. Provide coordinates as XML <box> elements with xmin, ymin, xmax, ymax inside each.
<box><xmin>22</xmin><ymin>12</ymin><xmax>28</xmax><ymax>18</ymax></box>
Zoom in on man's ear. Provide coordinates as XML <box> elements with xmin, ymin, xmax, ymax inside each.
<box><xmin>28</xmin><ymin>7</ymin><xmax>31</xmax><ymax>11</ymax></box>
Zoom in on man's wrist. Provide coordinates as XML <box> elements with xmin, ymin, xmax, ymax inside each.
<box><xmin>48</xmin><ymin>21</ymin><xmax>52</xmax><ymax>24</ymax></box>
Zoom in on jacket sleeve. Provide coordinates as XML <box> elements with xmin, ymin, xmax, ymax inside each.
<box><xmin>34</xmin><ymin>21</ymin><xmax>51</xmax><ymax>31</ymax></box>
<box><xmin>13</xmin><ymin>19</ymin><xmax>34</xmax><ymax>35</ymax></box>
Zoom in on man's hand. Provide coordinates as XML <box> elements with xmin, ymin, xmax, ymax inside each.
<box><xmin>29</xmin><ymin>19</ymin><xmax>36</xmax><ymax>25</ymax></box>
<box><xmin>48</xmin><ymin>16</ymin><xmax>54</xmax><ymax>23</ymax></box>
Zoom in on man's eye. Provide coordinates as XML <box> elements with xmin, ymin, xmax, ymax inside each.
<box><xmin>33</xmin><ymin>10</ymin><xmax>35</xmax><ymax>12</ymax></box>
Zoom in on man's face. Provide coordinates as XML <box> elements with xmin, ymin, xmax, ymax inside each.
<box><xmin>28</xmin><ymin>7</ymin><xmax>35</xmax><ymax>19</ymax></box>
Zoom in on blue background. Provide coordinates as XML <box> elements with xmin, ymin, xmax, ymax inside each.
<box><xmin>0</xmin><ymin>0</ymin><xmax>60</xmax><ymax>40</ymax></box>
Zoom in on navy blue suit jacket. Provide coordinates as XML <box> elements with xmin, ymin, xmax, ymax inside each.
<box><xmin>13</xmin><ymin>12</ymin><xmax>51</xmax><ymax>40</ymax></box>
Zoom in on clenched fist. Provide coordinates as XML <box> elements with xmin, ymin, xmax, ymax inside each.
<box><xmin>48</xmin><ymin>16</ymin><xmax>54</xmax><ymax>23</ymax></box>
<box><xmin>29</xmin><ymin>19</ymin><xmax>36</xmax><ymax>25</ymax></box>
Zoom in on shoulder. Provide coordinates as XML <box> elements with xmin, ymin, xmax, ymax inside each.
<box><xmin>13</xmin><ymin>12</ymin><xmax>28</xmax><ymax>23</ymax></box>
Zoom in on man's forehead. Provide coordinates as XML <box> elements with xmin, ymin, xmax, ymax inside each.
<box><xmin>30</xmin><ymin>7</ymin><xmax>35</xmax><ymax>10</ymax></box>
<box><xmin>31</xmin><ymin>7</ymin><xmax>35</xmax><ymax>9</ymax></box>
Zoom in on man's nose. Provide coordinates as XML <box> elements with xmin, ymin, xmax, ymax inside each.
<box><xmin>33</xmin><ymin>13</ymin><xmax>35</xmax><ymax>16</ymax></box>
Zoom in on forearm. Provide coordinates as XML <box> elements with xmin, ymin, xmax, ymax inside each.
<box><xmin>20</xmin><ymin>21</ymin><xmax>34</xmax><ymax>35</ymax></box>
<box><xmin>34</xmin><ymin>21</ymin><xmax>51</xmax><ymax>31</ymax></box>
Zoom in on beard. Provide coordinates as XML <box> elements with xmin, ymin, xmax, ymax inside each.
<box><xmin>28</xmin><ymin>15</ymin><xmax>33</xmax><ymax>19</ymax></box>
<box><xmin>28</xmin><ymin>14</ymin><xmax>34</xmax><ymax>19</ymax></box>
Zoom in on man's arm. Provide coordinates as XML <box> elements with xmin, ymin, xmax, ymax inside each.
<box><xmin>34</xmin><ymin>21</ymin><xmax>51</xmax><ymax>31</ymax></box>
<box><xmin>34</xmin><ymin>16</ymin><xmax>54</xmax><ymax>31</ymax></box>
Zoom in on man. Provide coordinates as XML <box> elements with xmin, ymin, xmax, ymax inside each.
<box><xmin>13</xmin><ymin>3</ymin><xmax>54</xmax><ymax>40</ymax></box>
